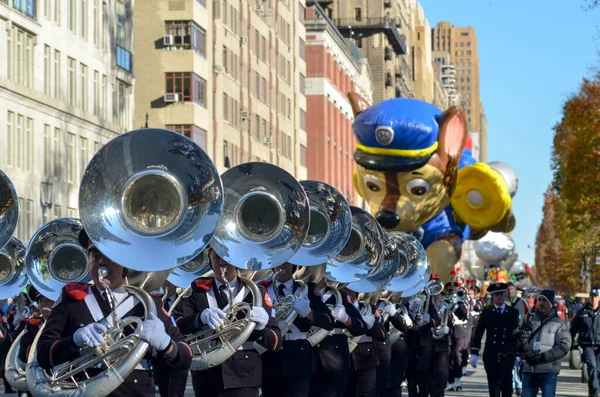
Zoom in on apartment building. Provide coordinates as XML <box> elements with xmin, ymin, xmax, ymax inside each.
<box><xmin>0</xmin><ymin>0</ymin><xmax>134</xmax><ymax>241</ymax></box>
<box><xmin>318</xmin><ymin>0</ymin><xmax>412</xmax><ymax>103</ymax></box>
<box><xmin>134</xmin><ymin>0</ymin><xmax>307</xmax><ymax>179</ymax></box>
<box><xmin>432</xmin><ymin>50</ymin><xmax>458</xmax><ymax>106</ymax></box>
<box><xmin>304</xmin><ymin>2</ymin><xmax>373</xmax><ymax>206</ymax></box>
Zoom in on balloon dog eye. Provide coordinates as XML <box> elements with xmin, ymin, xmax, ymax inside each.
<box><xmin>364</xmin><ymin>175</ymin><xmax>383</xmax><ymax>192</ymax></box>
<box><xmin>406</xmin><ymin>179</ymin><xmax>430</xmax><ymax>196</ymax></box>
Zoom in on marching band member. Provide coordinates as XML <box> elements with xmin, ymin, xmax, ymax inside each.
<box><xmin>309</xmin><ymin>278</ymin><xmax>366</xmax><ymax>397</ymax></box>
<box><xmin>428</xmin><ymin>292</ymin><xmax>452</xmax><ymax>397</ymax></box>
<box><xmin>18</xmin><ymin>285</ymin><xmax>54</xmax><ymax>364</ymax></box>
<box><xmin>260</xmin><ymin>263</ymin><xmax>334</xmax><ymax>397</ymax></box>
<box><xmin>0</xmin><ymin>304</ymin><xmax>13</xmax><ymax>394</ymax></box>
<box><xmin>344</xmin><ymin>289</ymin><xmax>387</xmax><ymax>397</ymax></box>
<box><xmin>176</xmin><ymin>245</ymin><xmax>282</xmax><ymax>397</ymax></box>
<box><xmin>37</xmin><ymin>230</ymin><xmax>193</xmax><ymax>397</ymax></box>
<box><xmin>385</xmin><ymin>297</ymin><xmax>414</xmax><ymax>397</ymax></box>
<box><xmin>470</xmin><ymin>282</ymin><xmax>520</xmax><ymax>397</ymax></box>
<box><xmin>447</xmin><ymin>284</ymin><xmax>470</xmax><ymax>391</ymax></box>
<box><xmin>406</xmin><ymin>282</ymin><xmax>440</xmax><ymax>397</ymax></box>
<box><xmin>153</xmin><ymin>280</ymin><xmax>189</xmax><ymax>397</ymax></box>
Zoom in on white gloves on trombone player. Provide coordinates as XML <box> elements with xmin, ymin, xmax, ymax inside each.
<box><xmin>381</xmin><ymin>303</ymin><xmax>397</xmax><ymax>317</ymax></box>
<box><xmin>400</xmin><ymin>312</ymin><xmax>413</xmax><ymax>327</ymax></box>
<box><xmin>140</xmin><ymin>313</ymin><xmax>171</xmax><ymax>351</ymax></box>
<box><xmin>332</xmin><ymin>305</ymin><xmax>349</xmax><ymax>323</ymax></box>
<box><xmin>73</xmin><ymin>322</ymin><xmax>107</xmax><ymax>347</ymax></box>
<box><xmin>470</xmin><ymin>354</ymin><xmax>478</xmax><ymax>368</ymax></box>
<box><xmin>250</xmin><ymin>306</ymin><xmax>269</xmax><ymax>330</ymax></box>
<box><xmin>200</xmin><ymin>308</ymin><xmax>226</xmax><ymax>330</ymax></box>
<box><xmin>292</xmin><ymin>296</ymin><xmax>312</xmax><ymax>317</ymax></box>
<box><xmin>418</xmin><ymin>313</ymin><xmax>431</xmax><ymax>327</ymax></box>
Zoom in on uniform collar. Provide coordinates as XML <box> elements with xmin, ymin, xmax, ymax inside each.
<box><xmin>275</xmin><ymin>279</ymin><xmax>294</xmax><ymax>292</ymax></box>
<box><xmin>215</xmin><ymin>277</ymin><xmax>239</xmax><ymax>291</ymax></box>
<box><xmin>494</xmin><ymin>303</ymin><xmax>506</xmax><ymax>312</ymax></box>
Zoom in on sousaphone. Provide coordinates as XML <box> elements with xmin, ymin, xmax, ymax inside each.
<box><xmin>0</xmin><ymin>170</ymin><xmax>18</xmax><ymax>250</ymax></box>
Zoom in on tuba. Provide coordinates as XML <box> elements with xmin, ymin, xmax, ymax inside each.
<box><xmin>185</xmin><ymin>162</ymin><xmax>310</xmax><ymax>369</ymax></box>
<box><xmin>0</xmin><ymin>169</ymin><xmax>18</xmax><ymax>251</ymax></box>
<box><xmin>432</xmin><ymin>301</ymin><xmax>451</xmax><ymax>340</ymax></box>
<box><xmin>414</xmin><ymin>279</ymin><xmax>444</xmax><ymax>323</ymax></box>
<box><xmin>1</xmin><ymin>237</ymin><xmax>28</xmax><ymax>392</ymax></box>
<box><xmin>27</xmin><ymin>128</ymin><xmax>223</xmax><ymax>397</ymax></box>
<box><xmin>269</xmin><ymin>269</ymin><xmax>308</xmax><ymax>336</ymax></box>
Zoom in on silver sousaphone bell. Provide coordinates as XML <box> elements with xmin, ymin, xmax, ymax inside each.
<box><xmin>78</xmin><ymin>128</ymin><xmax>223</xmax><ymax>272</ymax></box>
<box><xmin>25</xmin><ymin>218</ymin><xmax>90</xmax><ymax>301</ymax></box>
<box><xmin>0</xmin><ymin>237</ymin><xmax>27</xmax><ymax>299</ymax></box>
<box><xmin>211</xmin><ymin>162</ymin><xmax>310</xmax><ymax>270</ymax></box>
<box><xmin>386</xmin><ymin>232</ymin><xmax>430</xmax><ymax>296</ymax></box>
<box><xmin>288</xmin><ymin>181</ymin><xmax>352</xmax><ymax>267</ymax></box>
<box><xmin>325</xmin><ymin>206</ymin><xmax>384</xmax><ymax>283</ymax></box>
<box><xmin>0</xmin><ymin>170</ymin><xmax>18</xmax><ymax>251</ymax></box>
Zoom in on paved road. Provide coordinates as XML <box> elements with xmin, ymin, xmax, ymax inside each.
<box><xmin>0</xmin><ymin>358</ymin><xmax>589</xmax><ymax>396</ymax></box>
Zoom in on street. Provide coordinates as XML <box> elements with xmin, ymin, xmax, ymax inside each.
<box><xmin>0</xmin><ymin>357</ymin><xmax>588</xmax><ymax>397</ymax></box>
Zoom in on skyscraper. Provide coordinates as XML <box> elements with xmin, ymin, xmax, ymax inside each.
<box><xmin>431</xmin><ymin>21</ymin><xmax>486</xmax><ymax>160</ymax></box>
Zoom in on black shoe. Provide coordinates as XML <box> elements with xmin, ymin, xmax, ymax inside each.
<box><xmin>516</xmin><ymin>389</ymin><xmax>522</xmax><ymax>397</ymax></box>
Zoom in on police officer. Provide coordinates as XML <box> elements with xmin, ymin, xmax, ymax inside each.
<box><xmin>309</xmin><ymin>278</ymin><xmax>366</xmax><ymax>397</ymax></box>
<box><xmin>344</xmin><ymin>289</ymin><xmax>386</xmax><ymax>397</ymax></box>
<box><xmin>176</xmin><ymin>245</ymin><xmax>282</xmax><ymax>397</ymax></box>
<box><xmin>470</xmin><ymin>282</ymin><xmax>519</xmax><ymax>397</ymax></box>
<box><xmin>153</xmin><ymin>279</ymin><xmax>189</xmax><ymax>397</ymax></box>
<box><xmin>570</xmin><ymin>287</ymin><xmax>600</xmax><ymax>397</ymax></box>
<box><xmin>37</xmin><ymin>230</ymin><xmax>193</xmax><ymax>397</ymax></box>
<box><xmin>261</xmin><ymin>262</ymin><xmax>335</xmax><ymax>397</ymax></box>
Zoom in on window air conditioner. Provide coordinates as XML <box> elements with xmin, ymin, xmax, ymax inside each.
<box><xmin>164</xmin><ymin>93</ymin><xmax>180</xmax><ymax>103</ymax></box>
<box><xmin>163</xmin><ymin>35</ymin><xmax>174</xmax><ymax>46</ymax></box>
<box><xmin>254</xmin><ymin>4</ymin><xmax>264</xmax><ymax>13</ymax></box>
<box><xmin>241</xmin><ymin>111</ymin><xmax>250</xmax><ymax>120</ymax></box>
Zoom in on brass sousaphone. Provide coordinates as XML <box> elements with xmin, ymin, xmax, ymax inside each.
<box><xmin>26</xmin><ymin>128</ymin><xmax>224</xmax><ymax>397</ymax></box>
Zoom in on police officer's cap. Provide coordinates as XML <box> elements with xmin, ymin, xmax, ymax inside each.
<box><xmin>487</xmin><ymin>282</ymin><xmax>507</xmax><ymax>294</ymax></box>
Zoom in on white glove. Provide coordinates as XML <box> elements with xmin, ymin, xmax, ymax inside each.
<box><xmin>400</xmin><ymin>312</ymin><xmax>413</xmax><ymax>327</ymax></box>
<box><xmin>441</xmin><ymin>325</ymin><xmax>450</xmax><ymax>335</ymax></box>
<box><xmin>200</xmin><ymin>308</ymin><xmax>226</xmax><ymax>330</ymax></box>
<box><xmin>419</xmin><ymin>313</ymin><xmax>431</xmax><ymax>325</ymax></box>
<box><xmin>332</xmin><ymin>305</ymin><xmax>349</xmax><ymax>323</ymax></box>
<box><xmin>250</xmin><ymin>306</ymin><xmax>269</xmax><ymax>331</ymax></box>
<box><xmin>363</xmin><ymin>313</ymin><xmax>376</xmax><ymax>329</ymax></box>
<box><xmin>73</xmin><ymin>322</ymin><xmax>107</xmax><ymax>347</ymax></box>
<box><xmin>408</xmin><ymin>298</ymin><xmax>422</xmax><ymax>312</ymax></box>
<box><xmin>292</xmin><ymin>296</ymin><xmax>312</xmax><ymax>317</ymax></box>
<box><xmin>382</xmin><ymin>303</ymin><xmax>397</xmax><ymax>317</ymax></box>
<box><xmin>140</xmin><ymin>312</ymin><xmax>171</xmax><ymax>351</ymax></box>
<box><xmin>470</xmin><ymin>354</ymin><xmax>478</xmax><ymax>368</ymax></box>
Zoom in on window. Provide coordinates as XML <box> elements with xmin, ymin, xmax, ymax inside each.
<box><xmin>93</xmin><ymin>0</ymin><xmax>99</xmax><ymax>45</ymax></box>
<box><xmin>300</xmin><ymin>109</ymin><xmax>306</xmax><ymax>131</ymax></box>
<box><xmin>165</xmin><ymin>72</ymin><xmax>207</xmax><ymax>104</ymax></box>
<box><xmin>116</xmin><ymin>80</ymin><xmax>130</xmax><ymax>128</ymax></box>
<box><xmin>67</xmin><ymin>57</ymin><xmax>76</xmax><ymax>106</ymax></box>
<box><xmin>68</xmin><ymin>0</ymin><xmax>76</xmax><ymax>31</ymax></box>
<box><xmin>67</xmin><ymin>133</ymin><xmax>76</xmax><ymax>183</ymax></box>
<box><xmin>25</xmin><ymin>117</ymin><xmax>33</xmax><ymax>171</ymax></box>
<box><xmin>223</xmin><ymin>93</ymin><xmax>228</xmax><ymax>121</ymax></box>
<box><xmin>53</xmin><ymin>50</ymin><xmax>60</xmax><ymax>99</ymax></box>
<box><xmin>44</xmin><ymin>124</ymin><xmax>51</xmax><ymax>175</ymax></box>
<box><xmin>261</xmin><ymin>78</ymin><xmax>266</xmax><ymax>102</ymax></box>
<box><xmin>164</xmin><ymin>21</ymin><xmax>206</xmax><ymax>56</ymax></box>
<box><xmin>53</xmin><ymin>128</ymin><xmax>61</xmax><ymax>178</ymax></box>
<box><xmin>6</xmin><ymin>26</ymin><xmax>34</xmax><ymax>88</ymax></box>
<box><xmin>79</xmin><ymin>137</ymin><xmax>88</xmax><ymax>175</ymax></box>
<box><xmin>467</xmin><ymin>42</ymin><xmax>471</xmax><ymax>47</ymax></box>
<box><xmin>54</xmin><ymin>204</ymin><xmax>62</xmax><ymax>218</ymax></box>
<box><xmin>54</xmin><ymin>0</ymin><xmax>60</xmax><ymax>24</ymax></box>
<box><xmin>81</xmin><ymin>0</ymin><xmax>87</xmax><ymax>38</ymax></box>
<box><xmin>467</xmin><ymin>50</ymin><xmax>472</xmax><ymax>56</ymax></box>
<box><xmin>67</xmin><ymin>207</ymin><xmax>78</xmax><ymax>217</ymax></box>
<box><xmin>44</xmin><ymin>45</ymin><xmax>51</xmax><ymax>95</ymax></box>
<box><xmin>299</xmin><ymin>3</ymin><xmax>305</xmax><ymax>24</ymax></box>
<box><xmin>6</xmin><ymin>112</ymin><xmax>32</xmax><ymax>172</ymax></box>
<box><xmin>165</xmin><ymin>125</ymin><xmax>207</xmax><ymax>149</ymax></box>
<box><xmin>354</xmin><ymin>7</ymin><xmax>361</xmax><ymax>21</ymax></box>
<box><xmin>94</xmin><ymin>141</ymin><xmax>101</xmax><ymax>153</ymax></box>
<box><xmin>299</xmin><ymin>38</ymin><xmax>305</xmax><ymax>61</ymax></box>
<box><xmin>299</xmin><ymin>73</ymin><xmax>305</xmax><ymax>95</ymax></box>
<box><xmin>101</xmin><ymin>75</ymin><xmax>107</xmax><ymax>118</ymax></box>
<box><xmin>80</xmin><ymin>63</ymin><xmax>88</xmax><ymax>111</ymax></box>
<box><xmin>12</xmin><ymin>0</ymin><xmax>36</xmax><ymax>19</ymax></box>
<box><xmin>116</xmin><ymin>46</ymin><xmax>132</xmax><ymax>72</ymax></box>
<box><xmin>356</xmin><ymin>37</ymin><xmax>362</xmax><ymax>48</ymax></box>
<box><xmin>300</xmin><ymin>144</ymin><xmax>306</xmax><ymax>166</ymax></box>
<box><xmin>7</xmin><ymin>112</ymin><xmax>14</xmax><ymax>167</ymax></box>
<box><xmin>461</xmin><ymin>32</ymin><xmax>469</xmax><ymax>36</ymax></box>
<box><xmin>93</xmin><ymin>71</ymin><xmax>99</xmax><ymax>116</ymax></box>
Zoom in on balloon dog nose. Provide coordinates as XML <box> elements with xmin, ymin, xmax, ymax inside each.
<box><xmin>375</xmin><ymin>211</ymin><xmax>400</xmax><ymax>229</ymax></box>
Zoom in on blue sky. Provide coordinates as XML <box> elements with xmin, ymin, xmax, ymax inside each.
<box><xmin>419</xmin><ymin>0</ymin><xmax>599</xmax><ymax>267</ymax></box>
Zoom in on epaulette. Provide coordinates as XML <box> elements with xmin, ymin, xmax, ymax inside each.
<box><xmin>28</xmin><ymin>318</ymin><xmax>42</xmax><ymax>327</ymax></box>
<box><xmin>194</xmin><ymin>278</ymin><xmax>213</xmax><ymax>292</ymax></box>
<box><xmin>263</xmin><ymin>290</ymin><xmax>274</xmax><ymax>308</ymax></box>
<box><xmin>65</xmin><ymin>283</ymin><xmax>89</xmax><ymax>301</ymax></box>
<box><xmin>258</xmin><ymin>280</ymin><xmax>272</xmax><ymax>288</ymax></box>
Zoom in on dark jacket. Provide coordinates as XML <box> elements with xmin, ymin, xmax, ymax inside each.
<box><xmin>19</xmin><ymin>317</ymin><xmax>43</xmax><ymax>363</ymax></box>
<box><xmin>406</xmin><ymin>298</ymin><xmax>440</xmax><ymax>348</ymax></box>
<box><xmin>262</xmin><ymin>281</ymin><xmax>334</xmax><ymax>377</ymax></box>
<box><xmin>471</xmin><ymin>304</ymin><xmax>520</xmax><ymax>363</ymax></box>
<box><xmin>177</xmin><ymin>277</ymin><xmax>282</xmax><ymax>389</ymax></box>
<box><xmin>570</xmin><ymin>302</ymin><xmax>600</xmax><ymax>347</ymax></box>
<box><xmin>350</xmin><ymin>303</ymin><xmax>387</xmax><ymax>371</ymax></box>
<box><xmin>373</xmin><ymin>300</ymin><xmax>411</xmax><ymax>361</ymax></box>
<box><xmin>38</xmin><ymin>283</ymin><xmax>192</xmax><ymax>397</ymax></box>
<box><xmin>313</xmin><ymin>288</ymin><xmax>366</xmax><ymax>373</ymax></box>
